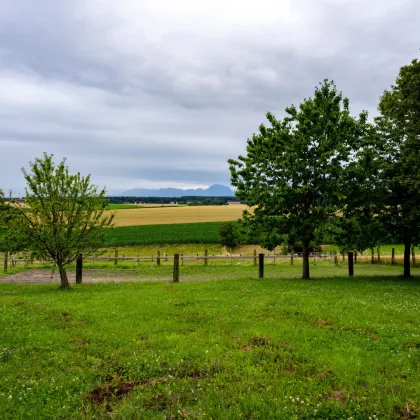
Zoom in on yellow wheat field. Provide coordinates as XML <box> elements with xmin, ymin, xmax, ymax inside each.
<box><xmin>109</xmin><ymin>205</ymin><xmax>251</xmax><ymax>227</ymax></box>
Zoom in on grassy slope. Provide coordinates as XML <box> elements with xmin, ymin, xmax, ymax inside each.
<box><xmin>1</xmin><ymin>272</ymin><xmax>420</xmax><ymax>419</ymax></box>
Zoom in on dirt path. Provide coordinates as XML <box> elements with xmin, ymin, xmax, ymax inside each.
<box><xmin>0</xmin><ymin>269</ymin><xmax>172</xmax><ymax>285</ymax></box>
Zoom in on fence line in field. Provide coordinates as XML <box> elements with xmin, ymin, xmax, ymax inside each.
<box><xmin>1</xmin><ymin>247</ymin><xmax>414</xmax><ymax>277</ymax></box>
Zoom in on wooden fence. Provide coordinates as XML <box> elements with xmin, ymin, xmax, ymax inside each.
<box><xmin>1</xmin><ymin>247</ymin><xmax>414</xmax><ymax>281</ymax></box>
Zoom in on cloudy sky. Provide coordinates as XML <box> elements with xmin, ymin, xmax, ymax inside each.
<box><xmin>0</xmin><ymin>0</ymin><xmax>418</xmax><ymax>194</ymax></box>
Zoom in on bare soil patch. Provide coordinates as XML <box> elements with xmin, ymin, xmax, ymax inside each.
<box><xmin>0</xmin><ymin>269</ymin><xmax>170</xmax><ymax>285</ymax></box>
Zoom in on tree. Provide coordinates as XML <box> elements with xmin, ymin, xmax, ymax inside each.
<box><xmin>9</xmin><ymin>154</ymin><xmax>114</xmax><ymax>288</ymax></box>
<box><xmin>0</xmin><ymin>190</ymin><xmax>26</xmax><ymax>252</ymax></box>
<box><xmin>377</xmin><ymin>59</ymin><xmax>420</xmax><ymax>277</ymax></box>
<box><xmin>219</xmin><ymin>221</ymin><xmax>240</xmax><ymax>250</ymax></box>
<box><xmin>229</xmin><ymin>80</ymin><xmax>368</xmax><ymax>279</ymax></box>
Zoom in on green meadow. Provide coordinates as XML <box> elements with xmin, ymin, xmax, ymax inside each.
<box><xmin>1</xmin><ymin>266</ymin><xmax>420</xmax><ymax>419</ymax></box>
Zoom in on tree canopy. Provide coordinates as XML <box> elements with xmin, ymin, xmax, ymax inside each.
<box><xmin>9</xmin><ymin>154</ymin><xmax>114</xmax><ymax>288</ymax></box>
<box><xmin>229</xmin><ymin>80</ymin><xmax>368</xmax><ymax>279</ymax></box>
<box><xmin>375</xmin><ymin>59</ymin><xmax>420</xmax><ymax>276</ymax></box>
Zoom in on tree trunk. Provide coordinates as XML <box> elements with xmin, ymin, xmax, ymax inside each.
<box><xmin>403</xmin><ymin>239</ymin><xmax>411</xmax><ymax>278</ymax></box>
<box><xmin>58</xmin><ymin>263</ymin><xmax>70</xmax><ymax>289</ymax></box>
<box><xmin>76</xmin><ymin>254</ymin><xmax>83</xmax><ymax>284</ymax></box>
<box><xmin>302</xmin><ymin>240</ymin><xmax>310</xmax><ymax>279</ymax></box>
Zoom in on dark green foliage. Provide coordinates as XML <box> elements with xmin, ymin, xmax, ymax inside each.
<box><xmin>229</xmin><ymin>80</ymin><xmax>368</xmax><ymax>279</ymax></box>
<box><xmin>376</xmin><ymin>59</ymin><xmax>420</xmax><ymax>276</ymax></box>
<box><xmin>0</xmin><ymin>190</ymin><xmax>30</xmax><ymax>252</ymax></box>
<box><xmin>108</xmin><ymin>196</ymin><xmax>237</xmax><ymax>205</ymax></box>
<box><xmin>218</xmin><ymin>221</ymin><xmax>240</xmax><ymax>249</ymax></box>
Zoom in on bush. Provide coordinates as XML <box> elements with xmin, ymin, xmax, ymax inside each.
<box><xmin>219</xmin><ymin>222</ymin><xmax>240</xmax><ymax>249</ymax></box>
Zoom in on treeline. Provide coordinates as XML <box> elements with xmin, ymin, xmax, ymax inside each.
<box><xmin>108</xmin><ymin>196</ymin><xmax>238</xmax><ymax>205</ymax></box>
<box><xmin>229</xmin><ymin>59</ymin><xmax>420</xmax><ymax>279</ymax></box>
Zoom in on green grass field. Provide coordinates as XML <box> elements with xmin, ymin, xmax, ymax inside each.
<box><xmin>1</xmin><ymin>266</ymin><xmax>420</xmax><ymax>419</ymax></box>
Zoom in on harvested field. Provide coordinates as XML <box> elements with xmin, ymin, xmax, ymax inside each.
<box><xmin>108</xmin><ymin>204</ymin><xmax>250</xmax><ymax>226</ymax></box>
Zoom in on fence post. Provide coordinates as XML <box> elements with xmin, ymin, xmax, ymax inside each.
<box><xmin>165</xmin><ymin>253</ymin><xmax>168</xmax><ymax>262</ymax></box>
<box><xmin>354</xmin><ymin>251</ymin><xmax>357</xmax><ymax>264</ymax></box>
<box><xmin>76</xmin><ymin>254</ymin><xmax>83</xmax><ymax>284</ymax></box>
<box><xmin>377</xmin><ymin>247</ymin><xmax>381</xmax><ymax>264</ymax></box>
<box><xmin>253</xmin><ymin>249</ymin><xmax>257</xmax><ymax>266</ymax></box>
<box><xmin>3</xmin><ymin>251</ymin><xmax>8</xmax><ymax>273</ymax></box>
<box><xmin>258</xmin><ymin>253</ymin><xmax>264</xmax><ymax>278</ymax></box>
<box><xmin>157</xmin><ymin>250</ymin><xmax>161</xmax><ymax>266</ymax></box>
<box><xmin>371</xmin><ymin>248</ymin><xmax>374</xmax><ymax>264</ymax></box>
<box><xmin>114</xmin><ymin>249</ymin><xmax>118</xmax><ymax>266</ymax></box>
<box><xmin>137</xmin><ymin>250</ymin><xmax>140</xmax><ymax>265</ymax></box>
<box><xmin>181</xmin><ymin>253</ymin><xmax>184</xmax><ymax>266</ymax></box>
<box><xmin>412</xmin><ymin>245</ymin><xmax>416</xmax><ymax>267</ymax></box>
<box><xmin>291</xmin><ymin>255</ymin><xmax>294</xmax><ymax>265</ymax></box>
<box><xmin>204</xmin><ymin>249</ymin><xmax>208</xmax><ymax>266</ymax></box>
<box><xmin>348</xmin><ymin>252</ymin><xmax>354</xmax><ymax>277</ymax></box>
<box><xmin>173</xmin><ymin>254</ymin><xmax>180</xmax><ymax>282</ymax></box>
<box><xmin>334</xmin><ymin>255</ymin><xmax>338</xmax><ymax>266</ymax></box>
<box><xmin>391</xmin><ymin>248</ymin><xmax>395</xmax><ymax>265</ymax></box>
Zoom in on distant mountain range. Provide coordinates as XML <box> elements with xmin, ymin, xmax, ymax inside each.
<box><xmin>119</xmin><ymin>184</ymin><xmax>235</xmax><ymax>197</ymax></box>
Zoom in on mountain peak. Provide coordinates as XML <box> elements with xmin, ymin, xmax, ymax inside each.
<box><xmin>120</xmin><ymin>184</ymin><xmax>234</xmax><ymax>197</ymax></box>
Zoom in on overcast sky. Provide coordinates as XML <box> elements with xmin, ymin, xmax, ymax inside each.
<box><xmin>1</xmin><ymin>0</ymin><xmax>418</xmax><ymax>194</ymax></box>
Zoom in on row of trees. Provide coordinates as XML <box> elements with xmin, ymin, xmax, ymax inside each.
<box><xmin>229</xmin><ymin>59</ymin><xmax>420</xmax><ymax>279</ymax></box>
<box><xmin>109</xmin><ymin>196</ymin><xmax>238</xmax><ymax>205</ymax></box>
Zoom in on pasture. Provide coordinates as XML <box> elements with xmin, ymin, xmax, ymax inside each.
<box><xmin>108</xmin><ymin>205</ymin><xmax>249</xmax><ymax>227</ymax></box>
<box><xmin>1</xmin><ymin>272</ymin><xmax>419</xmax><ymax>419</ymax></box>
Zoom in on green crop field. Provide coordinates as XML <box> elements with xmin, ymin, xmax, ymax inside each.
<box><xmin>104</xmin><ymin>222</ymin><xmax>225</xmax><ymax>247</ymax></box>
<box><xmin>106</xmin><ymin>204</ymin><xmax>143</xmax><ymax>210</ymax></box>
<box><xmin>1</xmin><ymin>270</ymin><xmax>419</xmax><ymax>419</ymax></box>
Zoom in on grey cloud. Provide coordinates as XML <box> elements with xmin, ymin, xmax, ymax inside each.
<box><xmin>1</xmin><ymin>0</ymin><xmax>419</xmax><ymax>194</ymax></box>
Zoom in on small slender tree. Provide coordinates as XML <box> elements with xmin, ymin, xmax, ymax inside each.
<box><xmin>10</xmin><ymin>154</ymin><xmax>114</xmax><ymax>288</ymax></box>
<box><xmin>229</xmin><ymin>80</ymin><xmax>368</xmax><ymax>279</ymax></box>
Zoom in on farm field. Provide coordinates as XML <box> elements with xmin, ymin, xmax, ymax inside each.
<box><xmin>1</xmin><ymin>272</ymin><xmax>419</xmax><ymax>418</ymax></box>
<box><xmin>108</xmin><ymin>205</ymin><xmax>250</xmax><ymax>227</ymax></box>
<box><xmin>105</xmin><ymin>222</ymin><xmax>225</xmax><ymax>246</ymax></box>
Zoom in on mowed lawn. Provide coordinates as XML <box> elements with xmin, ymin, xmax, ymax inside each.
<box><xmin>108</xmin><ymin>205</ymin><xmax>250</xmax><ymax>227</ymax></box>
<box><xmin>1</xmin><ymin>275</ymin><xmax>420</xmax><ymax>419</ymax></box>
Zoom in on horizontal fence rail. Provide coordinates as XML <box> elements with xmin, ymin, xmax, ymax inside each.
<box><xmin>0</xmin><ymin>251</ymin><xmax>414</xmax><ymax>264</ymax></box>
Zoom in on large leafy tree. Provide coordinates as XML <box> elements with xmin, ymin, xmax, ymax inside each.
<box><xmin>229</xmin><ymin>80</ymin><xmax>368</xmax><ymax>279</ymax></box>
<box><xmin>377</xmin><ymin>59</ymin><xmax>420</xmax><ymax>277</ymax></box>
<box><xmin>10</xmin><ymin>154</ymin><xmax>114</xmax><ymax>288</ymax></box>
<box><xmin>338</xmin><ymin>123</ymin><xmax>392</xmax><ymax>256</ymax></box>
